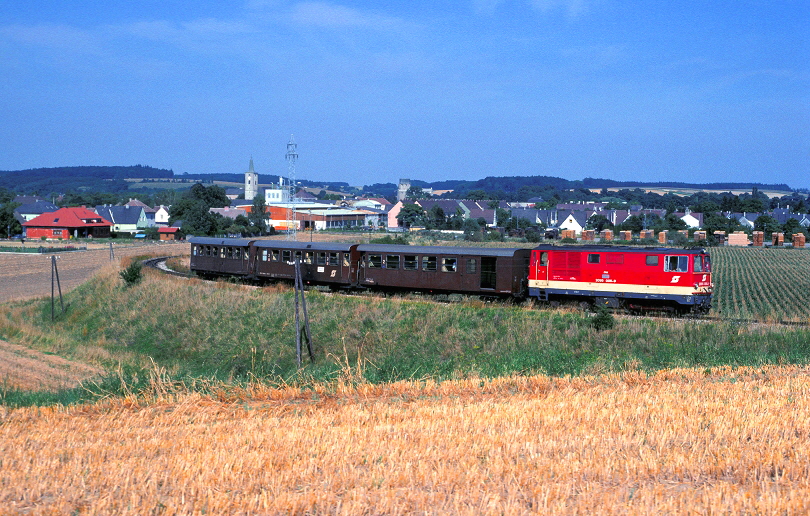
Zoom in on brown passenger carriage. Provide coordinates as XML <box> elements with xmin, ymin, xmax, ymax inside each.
<box><xmin>355</xmin><ymin>244</ymin><xmax>531</xmax><ymax>298</ymax></box>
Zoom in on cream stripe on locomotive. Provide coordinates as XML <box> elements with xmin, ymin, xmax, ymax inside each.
<box><xmin>529</xmin><ymin>279</ymin><xmax>711</xmax><ymax>296</ymax></box>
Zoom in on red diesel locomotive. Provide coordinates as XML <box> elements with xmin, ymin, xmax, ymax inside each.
<box><xmin>529</xmin><ymin>245</ymin><xmax>712</xmax><ymax>313</ymax></box>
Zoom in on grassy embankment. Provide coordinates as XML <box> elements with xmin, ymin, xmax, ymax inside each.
<box><xmin>2</xmin><ymin>247</ymin><xmax>810</xmax><ymax>406</ymax></box>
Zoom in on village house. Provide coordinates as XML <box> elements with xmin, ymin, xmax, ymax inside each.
<box><xmin>94</xmin><ymin>205</ymin><xmax>148</xmax><ymax>235</ymax></box>
<box><xmin>23</xmin><ymin>207</ymin><xmax>112</xmax><ymax>239</ymax></box>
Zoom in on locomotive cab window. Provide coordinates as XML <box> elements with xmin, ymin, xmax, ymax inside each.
<box><xmin>368</xmin><ymin>254</ymin><xmax>382</xmax><ymax>268</ymax></box>
<box><xmin>404</xmin><ymin>255</ymin><xmax>418</xmax><ymax>270</ymax></box>
<box><xmin>442</xmin><ymin>257</ymin><xmax>457</xmax><ymax>272</ymax></box>
<box><xmin>664</xmin><ymin>255</ymin><xmax>688</xmax><ymax>273</ymax></box>
<box><xmin>422</xmin><ymin>256</ymin><xmax>437</xmax><ymax>272</ymax></box>
<box><xmin>587</xmin><ymin>254</ymin><xmax>600</xmax><ymax>264</ymax></box>
<box><xmin>386</xmin><ymin>255</ymin><xmax>400</xmax><ymax>269</ymax></box>
<box><xmin>646</xmin><ymin>255</ymin><xmax>659</xmax><ymax>266</ymax></box>
<box><xmin>693</xmin><ymin>255</ymin><xmax>703</xmax><ymax>273</ymax></box>
<box><xmin>539</xmin><ymin>252</ymin><xmax>548</xmax><ymax>266</ymax></box>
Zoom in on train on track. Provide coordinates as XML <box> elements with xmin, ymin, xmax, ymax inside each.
<box><xmin>188</xmin><ymin>237</ymin><xmax>713</xmax><ymax>314</ymax></box>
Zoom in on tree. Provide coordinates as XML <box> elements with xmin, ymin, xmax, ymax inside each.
<box><xmin>462</xmin><ymin>218</ymin><xmax>483</xmax><ymax>241</ymax></box>
<box><xmin>466</xmin><ymin>189</ymin><xmax>489</xmax><ymax>201</ymax></box>
<box><xmin>782</xmin><ymin>218</ymin><xmax>803</xmax><ymax>237</ymax></box>
<box><xmin>396</xmin><ymin>203</ymin><xmax>425</xmax><ymax>228</ymax></box>
<box><xmin>426</xmin><ymin>205</ymin><xmax>446</xmax><ymax>229</ymax></box>
<box><xmin>249</xmin><ymin>195</ymin><xmax>268</xmax><ymax>234</ymax></box>
<box><xmin>753</xmin><ymin>215</ymin><xmax>781</xmax><ymax>235</ymax></box>
<box><xmin>0</xmin><ymin>202</ymin><xmax>22</xmax><ymax>237</ymax></box>
<box><xmin>586</xmin><ymin>214</ymin><xmax>613</xmax><ymax>232</ymax></box>
<box><xmin>405</xmin><ymin>186</ymin><xmax>430</xmax><ymax>200</ymax></box>
<box><xmin>617</xmin><ymin>215</ymin><xmax>643</xmax><ymax>233</ymax></box>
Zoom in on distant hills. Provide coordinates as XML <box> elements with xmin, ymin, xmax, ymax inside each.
<box><xmin>0</xmin><ymin>165</ymin><xmax>795</xmax><ymax>198</ymax></box>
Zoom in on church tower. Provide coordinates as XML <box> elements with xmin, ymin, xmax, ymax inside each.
<box><xmin>245</xmin><ymin>157</ymin><xmax>258</xmax><ymax>201</ymax></box>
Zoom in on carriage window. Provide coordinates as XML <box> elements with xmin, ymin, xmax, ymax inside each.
<box><xmin>367</xmin><ymin>255</ymin><xmax>382</xmax><ymax>268</ymax></box>
<box><xmin>282</xmin><ymin>250</ymin><xmax>291</xmax><ymax>262</ymax></box>
<box><xmin>244</xmin><ymin>249</ymin><xmax>249</xmax><ymax>261</ymax></box>
<box><xmin>271</xmin><ymin>250</ymin><xmax>280</xmax><ymax>262</ymax></box>
<box><xmin>587</xmin><ymin>254</ymin><xmax>600</xmax><ymax>264</ymax></box>
<box><xmin>466</xmin><ymin>258</ymin><xmax>477</xmax><ymax>273</ymax></box>
<box><xmin>328</xmin><ymin>253</ymin><xmax>339</xmax><ymax>266</ymax></box>
<box><xmin>205</xmin><ymin>246</ymin><xmax>211</xmax><ymax>256</ymax></box>
<box><xmin>664</xmin><ymin>255</ymin><xmax>688</xmax><ymax>272</ymax></box>
<box><xmin>646</xmin><ymin>255</ymin><xmax>659</xmax><ymax>266</ymax></box>
<box><xmin>234</xmin><ymin>248</ymin><xmax>241</xmax><ymax>260</ymax></box>
<box><xmin>317</xmin><ymin>252</ymin><xmax>326</xmax><ymax>265</ymax></box>
<box><xmin>422</xmin><ymin>256</ymin><xmax>437</xmax><ymax>271</ymax></box>
<box><xmin>606</xmin><ymin>254</ymin><xmax>624</xmax><ymax>265</ymax></box>
<box><xmin>192</xmin><ymin>246</ymin><xmax>198</xmax><ymax>256</ymax></box>
<box><xmin>294</xmin><ymin>251</ymin><xmax>302</xmax><ymax>263</ymax></box>
<box><xmin>442</xmin><ymin>257</ymin><xmax>457</xmax><ymax>272</ymax></box>
<box><xmin>261</xmin><ymin>250</ymin><xmax>268</xmax><ymax>261</ymax></box>
<box><xmin>220</xmin><ymin>248</ymin><xmax>226</xmax><ymax>259</ymax></box>
<box><xmin>386</xmin><ymin>255</ymin><xmax>400</xmax><ymax>269</ymax></box>
<box><xmin>693</xmin><ymin>255</ymin><xmax>703</xmax><ymax>273</ymax></box>
<box><xmin>343</xmin><ymin>253</ymin><xmax>350</xmax><ymax>267</ymax></box>
<box><xmin>404</xmin><ymin>255</ymin><xmax>418</xmax><ymax>270</ymax></box>
<box><xmin>304</xmin><ymin>252</ymin><xmax>313</xmax><ymax>265</ymax></box>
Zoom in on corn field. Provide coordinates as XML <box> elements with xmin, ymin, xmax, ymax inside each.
<box><xmin>711</xmin><ymin>247</ymin><xmax>810</xmax><ymax>322</ymax></box>
<box><xmin>2</xmin><ymin>365</ymin><xmax>810</xmax><ymax>514</ymax></box>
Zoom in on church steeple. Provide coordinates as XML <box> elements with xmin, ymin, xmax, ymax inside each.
<box><xmin>245</xmin><ymin>156</ymin><xmax>258</xmax><ymax>201</ymax></box>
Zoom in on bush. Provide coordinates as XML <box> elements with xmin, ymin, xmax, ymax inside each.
<box><xmin>370</xmin><ymin>234</ymin><xmax>409</xmax><ymax>245</ymax></box>
<box><xmin>590</xmin><ymin>305</ymin><xmax>615</xmax><ymax>331</ymax></box>
<box><xmin>119</xmin><ymin>260</ymin><xmax>143</xmax><ymax>287</ymax></box>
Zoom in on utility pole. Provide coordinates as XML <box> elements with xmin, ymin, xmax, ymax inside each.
<box><xmin>285</xmin><ymin>135</ymin><xmax>298</xmax><ymax>241</ymax></box>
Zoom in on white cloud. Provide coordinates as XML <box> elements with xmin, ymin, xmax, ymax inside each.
<box><xmin>289</xmin><ymin>2</ymin><xmax>401</xmax><ymax>29</ymax></box>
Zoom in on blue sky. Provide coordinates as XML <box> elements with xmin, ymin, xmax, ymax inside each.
<box><xmin>1</xmin><ymin>1</ymin><xmax>808</xmax><ymax>188</ymax></box>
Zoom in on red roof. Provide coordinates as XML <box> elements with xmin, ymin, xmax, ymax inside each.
<box><xmin>158</xmin><ymin>227</ymin><xmax>180</xmax><ymax>233</ymax></box>
<box><xmin>22</xmin><ymin>207</ymin><xmax>111</xmax><ymax>228</ymax></box>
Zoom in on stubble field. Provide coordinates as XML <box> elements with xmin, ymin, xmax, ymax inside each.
<box><xmin>2</xmin><ymin>366</ymin><xmax>809</xmax><ymax>514</ymax></box>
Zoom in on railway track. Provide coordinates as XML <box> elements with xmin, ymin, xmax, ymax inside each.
<box><xmin>146</xmin><ymin>257</ymin><xmax>810</xmax><ymax>329</ymax></box>
<box><xmin>141</xmin><ymin>256</ymin><xmax>194</xmax><ymax>278</ymax></box>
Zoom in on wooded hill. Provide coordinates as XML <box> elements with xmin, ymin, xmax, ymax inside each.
<box><xmin>0</xmin><ymin>165</ymin><xmax>795</xmax><ymax>199</ymax></box>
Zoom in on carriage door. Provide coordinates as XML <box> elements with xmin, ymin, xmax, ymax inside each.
<box><xmin>531</xmin><ymin>251</ymin><xmax>549</xmax><ymax>287</ymax></box>
<box><xmin>480</xmin><ymin>257</ymin><xmax>497</xmax><ymax>289</ymax></box>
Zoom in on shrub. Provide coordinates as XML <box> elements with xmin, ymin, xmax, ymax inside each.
<box><xmin>119</xmin><ymin>260</ymin><xmax>143</xmax><ymax>287</ymax></box>
<box><xmin>590</xmin><ymin>304</ymin><xmax>615</xmax><ymax>331</ymax></box>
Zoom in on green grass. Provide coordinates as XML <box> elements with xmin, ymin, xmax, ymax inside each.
<box><xmin>2</xmin><ymin>261</ymin><xmax>810</xmax><ymax>408</ymax></box>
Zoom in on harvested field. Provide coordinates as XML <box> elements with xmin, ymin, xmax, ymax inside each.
<box><xmin>0</xmin><ymin>241</ymin><xmax>186</xmax><ymax>303</ymax></box>
<box><xmin>1</xmin><ymin>365</ymin><xmax>809</xmax><ymax>513</ymax></box>
<box><xmin>0</xmin><ymin>339</ymin><xmax>103</xmax><ymax>391</ymax></box>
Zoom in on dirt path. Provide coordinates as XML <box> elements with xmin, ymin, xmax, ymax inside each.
<box><xmin>0</xmin><ymin>339</ymin><xmax>104</xmax><ymax>392</ymax></box>
<box><xmin>0</xmin><ymin>241</ymin><xmax>187</xmax><ymax>303</ymax></box>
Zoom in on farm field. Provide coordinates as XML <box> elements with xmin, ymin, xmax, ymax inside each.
<box><xmin>2</xmin><ymin>365</ymin><xmax>810</xmax><ymax>513</ymax></box>
<box><xmin>711</xmin><ymin>247</ymin><xmax>810</xmax><ymax>322</ymax></box>
<box><xmin>0</xmin><ymin>241</ymin><xmax>186</xmax><ymax>303</ymax></box>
